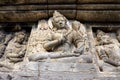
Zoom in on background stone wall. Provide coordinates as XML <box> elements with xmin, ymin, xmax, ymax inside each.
<box><xmin>0</xmin><ymin>0</ymin><xmax>120</xmax><ymax>22</ymax></box>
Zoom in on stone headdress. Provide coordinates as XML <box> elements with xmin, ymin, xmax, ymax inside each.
<box><xmin>48</xmin><ymin>11</ymin><xmax>71</xmax><ymax>29</ymax></box>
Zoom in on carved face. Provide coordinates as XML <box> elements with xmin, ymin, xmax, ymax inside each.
<box><xmin>100</xmin><ymin>35</ymin><xmax>111</xmax><ymax>44</ymax></box>
<box><xmin>53</xmin><ymin>16</ymin><xmax>66</xmax><ymax>29</ymax></box>
<box><xmin>97</xmin><ymin>30</ymin><xmax>105</xmax><ymax>40</ymax></box>
<box><xmin>15</xmin><ymin>33</ymin><xmax>25</xmax><ymax>43</ymax></box>
<box><xmin>97</xmin><ymin>30</ymin><xmax>112</xmax><ymax>44</ymax></box>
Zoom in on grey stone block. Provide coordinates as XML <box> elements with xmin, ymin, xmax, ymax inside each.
<box><xmin>48</xmin><ymin>0</ymin><xmax>76</xmax><ymax>4</ymax></box>
<box><xmin>77</xmin><ymin>4</ymin><xmax>120</xmax><ymax>10</ymax></box>
<box><xmin>39</xmin><ymin>62</ymin><xmax>74</xmax><ymax>72</ymax></box>
<box><xmin>0</xmin><ymin>5</ymin><xmax>47</xmax><ymax>11</ymax></box>
<box><xmin>0</xmin><ymin>0</ymin><xmax>47</xmax><ymax>4</ymax></box>
<box><xmin>73</xmin><ymin>63</ymin><xmax>96</xmax><ymax>72</ymax></box>
<box><xmin>0</xmin><ymin>10</ymin><xmax>48</xmax><ymax>22</ymax></box>
<box><xmin>40</xmin><ymin>71</ymin><xmax>98</xmax><ymax>80</ymax></box>
<box><xmin>76</xmin><ymin>11</ymin><xmax>120</xmax><ymax>22</ymax></box>
<box><xmin>20</xmin><ymin>62</ymin><xmax>39</xmax><ymax>71</ymax></box>
<box><xmin>77</xmin><ymin>0</ymin><xmax>120</xmax><ymax>3</ymax></box>
<box><xmin>48</xmin><ymin>4</ymin><xmax>76</xmax><ymax>10</ymax></box>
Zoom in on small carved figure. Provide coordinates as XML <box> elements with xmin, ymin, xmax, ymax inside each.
<box><xmin>0</xmin><ymin>31</ymin><xmax>26</xmax><ymax>69</ymax></box>
<box><xmin>96</xmin><ymin>30</ymin><xmax>120</xmax><ymax>68</ymax></box>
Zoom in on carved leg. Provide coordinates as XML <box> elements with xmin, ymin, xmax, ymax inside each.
<box><xmin>29</xmin><ymin>52</ymin><xmax>80</xmax><ymax>61</ymax></box>
<box><xmin>97</xmin><ymin>47</ymin><xmax>120</xmax><ymax>67</ymax></box>
<box><xmin>9</xmin><ymin>58</ymin><xmax>23</xmax><ymax>63</ymax></box>
<box><xmin>103</xmin><ymin>57</ymin><xmax>120</xmax><ymax>67</ymax></box>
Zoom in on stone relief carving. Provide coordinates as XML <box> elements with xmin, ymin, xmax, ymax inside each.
<box><xmin>0</xmin><ymin>29</ymin><xmax>13</xmax><ymax>58</ymax></box>
<box><xmin>27</xmin><ymin>11</ymin><xmax>91</xmax><ymax>62</ymax></box>
<box><xmin>0</xmin><ymin>11</ymin><xmax>92</xmax><ymax>69</ymax></box>
<box><xmin>95</xmin><ymin>30</ymin><xmax>120</xmax><ymax>71</ymax></box>
<box><xmin>117</xmin><ymin>29</ymin><xmax>120</xmax><ymax>42</ymax></box>
<box><xmin>0</xmin><ymin>30</ymin><xmax>27</xmax><ymax>69</ymax></box>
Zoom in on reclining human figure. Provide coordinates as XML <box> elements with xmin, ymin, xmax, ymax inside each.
<box><xmin>96</xmin><ymin>30</ymin><xmax>120</xmax><ymax>68</ymax></box>
<box><xmin>28</xmin><ymin>11</ymin><xmax>90</xmax><ymax>62</ymax></box>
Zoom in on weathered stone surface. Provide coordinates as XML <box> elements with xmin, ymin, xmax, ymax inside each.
<box><xmin>0</xmin><ymin>11</ymin><xmax>48</xmax><ymax>22</ymax></box>
<box><xmin>20</xmin><ymin>62</ymin><xmax>39</xmax><ymax>71</ymax></box>
<box><xmin>0</xmin><ymin>73</ymin><xmax>13</xmax><ymax>80</ymax></box>
<box><xmin>0</xmin><ymin>6</ymin><xmax>120</xmax><ymax>80</ymax></box>
<box><xmin>48</xmin><ymin>4</ymin><xmax>76</xmax><ymax>10</ymax></box>
<box><xmin>77</xmin><ymin>4</ymin><xmax>120</xmax><ymax>10</ymax></box>
<box><xmin>99</xmin><ymin>77</ymin><xmax>120</xmax><ymax>80</ymax></box>
<box><xmin>0</xmin><ymin>0</ymin><xmax>47</xmax><ymax>4</ymax></box>
<box><xmin>40</xmin><ymin>71</ymin><xmax>98</xmax><ymax>80</ymax></box>
<box><xmin>1</xmin><ymin>10</ymin><xmax>120</xmax><ymax>22</ymax></box>
<box><xmin>86</xmin><ymin>23</ymin><xmax>120</xmax><ymax>28</ymax></box>
<box><xmin>49</xmin><ymin>10</ymin><xmax>76</xmax><ymax>19</ymax></box>
<box><xmin>14</xmin><ymin>71</ymin><xmax>38</xmax><ymax>77</ymax></box>
<box><xmin>73</xmin><ymin>63</ymin><xmax>96</xmax><ymax>72</ymax></box>
<box><xmin>12</xmin><ymin>76</ymin><xmax>38</xmax><ymax>80</ymax></box>
<box><xmin>0</xmin><ymin>5</ymin><xmax>47</xmax><ymax>11</ymax></box>
<box><xmin>77</xmin><ymin>0</ymin><xmax>120</xmax><ymax>3</ymax></box>
<box><xmin>39</xmin><ymin>62</ymin><xmax>74</xmax><ymax>72</ymax></box>
<box><xmin>76</xmin><ymin>11</ymin><xmax>120</xmax><ymax>22</ymax></box>
<box><xmin>48</xmin><ymin>0</ymin><xmax>76</xmax><ymax>4</ymax></box>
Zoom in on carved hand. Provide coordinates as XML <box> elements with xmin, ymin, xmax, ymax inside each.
<box><xmin>58</xmin><ymin>35</ymin><xmax>66</xmax><ymax>44</ymax></box>
<box><xmin>18</xmin><ymin>49</ymin><xmax>26</xmax><ymax>58</ymax></box>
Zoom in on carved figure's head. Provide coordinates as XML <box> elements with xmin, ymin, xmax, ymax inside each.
<box><xmin>97</xmin><ymin>30</ymin><xmax>105</xmax><ymax>40</ymax></box>
<box><xmin>52</xmin><ymin>11</ymin><xmax>67</xmax><ymax>29</ymax></box>
<box><xmin>97</xmin><ymin>30</ymin><xmax>112</xmax><ymax>44</ymax></box>
<box><xmin>15</xmin><ymin>31</ymin><xmax>26</xmax><ymax>43</ymax></box>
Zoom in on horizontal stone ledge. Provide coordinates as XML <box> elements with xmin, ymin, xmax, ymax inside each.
<box><xmin>77</xmin><ymin>0</ymin><xmax>120</xmax><ymax>3</ymax></box>
<box><xmin>0</xmin><ymin>5</ymin><xmax>47</xmax><ymax>11</ymax></box>
<box><xmin>48</xmin><ymin>10</ymin><xmax>76</xmax><ymax>19</ymax></box>
<box><xmin>0</xmin><ymin>4</ymin><xmax>76</xmax><ymax>11</ymax></box>
<box><xmin>0</xmin><ymin>0</ymin><xmax>47</xmax><ymax>5</ymax></box>
<box><xmin>1</xmin><ymin>10</ymin><xmax>120</xmax><ymax>22</ymax></box>
<box><xmin>0</xmin><ymin>11</ymin><xmax>48</xmax><ymax>22</ymax></box>
<box><xmin>76</xmin><ymin>11</ymin><xmax>120</xmax><ymax>22</ymax></box>
<box><xmin>77</xmin><ymin>4</ymin><xmax>120</xmax><ymax>10</ymax></box>
<box><xmin>48</xmin><ymin>0</ymin><xmax>76</xmax><ymax>4</ymax></box>
<box><xmin>85</xmin><ymin>23</ymin><xmax>120</xmax><ymax>27</ymax></box>
<box><xmin>1</xmin><ymin>4</ymin><xmax>120</xmax><ymax>11</ymax></box>
<box><xmin>48</xmin><ymin>5</ymin><xmax>76</xmax><ymax>10</ymax></box>
<box><xmin>0</xmin><ymin>0</ymin><xmax>77</xmax><ymax>5</ymax></box>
